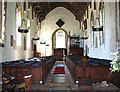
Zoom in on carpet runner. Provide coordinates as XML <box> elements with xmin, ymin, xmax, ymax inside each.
<box><xmin>53</xmin><ymin>66</ymin><xmax>65</xmax><ymax>74</ymax></box>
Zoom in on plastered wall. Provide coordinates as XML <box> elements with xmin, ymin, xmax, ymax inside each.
<box><xmin>0</xmin><ymin>2</ymin><xmax>39</xmax><ymax>62</ymax></box>
<box><xmin>39</xmin><ymin>7</ymin><xmax>80</xmax><ymax>56</ymax></box>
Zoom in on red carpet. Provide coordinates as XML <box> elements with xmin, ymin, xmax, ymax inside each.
<box><xmin>53</xmin><ymin>66</ymin><xmax>65</xmax><ymax>74</ymax></box>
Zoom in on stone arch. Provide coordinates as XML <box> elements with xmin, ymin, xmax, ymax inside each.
<box><xmin>52</xmin><ymin>28</ymin><xmax>68</xmax><ymax>49</ymax></box>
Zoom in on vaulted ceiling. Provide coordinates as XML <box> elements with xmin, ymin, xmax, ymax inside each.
<box><xmin>30</xmin><ymin>2</ymin><xmax>91</xmax><ymax>22</ymax></box>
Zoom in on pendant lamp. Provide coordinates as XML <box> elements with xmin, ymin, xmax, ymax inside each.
<box><xmin>18</xmin><ymin>2</ymin><xmax>29</xmax><ymax>33</ymax></box>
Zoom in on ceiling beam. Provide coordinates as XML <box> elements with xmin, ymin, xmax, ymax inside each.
<box><xmin>31</xmin><ymin>2</ymin><xmax>89</xmax><ymax>22</ymax></box>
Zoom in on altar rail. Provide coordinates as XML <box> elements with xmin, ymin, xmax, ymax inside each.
<box><xmin>2</xmin><ymin>56</ymin><xmax>55</xmax><ymax>84</ymax></box>
<box><xmin>65</xmin><ymin>56</ymin><xmax>112</xmax><ymax>83</ymax></box>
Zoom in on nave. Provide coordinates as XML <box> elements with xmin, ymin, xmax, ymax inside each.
<box><xmin>0</xmin><ymin>1</ymin><xmax>120</xmax><ymax>92</ymax></box>
<box><xmin>33</xmin><ymin>61</ymin><xmax>78</xmax><ymax>91</ymax></box>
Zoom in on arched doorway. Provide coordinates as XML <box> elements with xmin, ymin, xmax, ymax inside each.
<box><xmin>52</xmin><ymin>28</ymin><xmax>68</xmax><ymax>60</ymax></box>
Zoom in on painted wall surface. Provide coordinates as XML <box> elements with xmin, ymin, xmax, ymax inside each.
<box><xmin>0</xmin><ymin>2</ymin><xmax>119</xmax><ymax>62</ymax></box>
<box><xmin>0</xmin><ymin>48</ymin><xmax>2</xmax><ymax>62</ymax></box>
<box><xmin>39</xmin><ymin>7</ymin><xmax>80</xmax><ymax>56</ymax></box>
<box><xmin>0</xmin><ymin>3</ymin><xmax>2</xmax><ymax>62</ymax></box>
<box><xmin>82</xmin><ymin>2</ymin><xmax>117</xmax><ymax>60</ymax></box>
<box><xmin>0</xmin><ymin>2</ymin><xmax>38</xmax><ymax>62</ymax></box>
<box><xmin>2</xmin><ymin>2</ymin><xmax>17</xmax><ymax>61</ymax></box>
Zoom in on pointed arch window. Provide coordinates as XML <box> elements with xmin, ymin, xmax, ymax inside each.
<box><xmin>116</xmin><ymin>1</ymin><xmax>120</xmax><ymax>42</ymax></box>
<box><xmin>27</xmin><ymin>4</ymin><xmax>31</xmax><ymax>28</ymax></box>
<box><xmin>0</xmin><ymin>0</ymin><xmax>7</xmax><ymax>43</ymax></box>
<box><xmin>95</xmin><ymin>37</ymin><xmax>98</xmax><ymax>48</ymax></box>
<box><xmin>99</xmin><ymin>2</ymin><xmax>105</xmax><ymax>45</ymax></box>
<box><xmin>16</xmin><ymin>2</ymin><xmax>21</xmax><ymax>28</ymax></box>
<box><xmin>90</xmin><ymin>11</ymin><xmax>94</xmax><ymax>47</ymax></box>
<box><xmin>56</xmin><ymin>30</ymin><xmax>65</xmax><ymax>48</ymax></box>
<box><xmin>16</xmin><ymin>2</ymin><xmax>21</xmax><ymax>46</ymax></box>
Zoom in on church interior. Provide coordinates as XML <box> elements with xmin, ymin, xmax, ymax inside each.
<box><xmin>0</xmin><ymin>0</ymin><xmax>120</xmax><ymax>91</ymax></box>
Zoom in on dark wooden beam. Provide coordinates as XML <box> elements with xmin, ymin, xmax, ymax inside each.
<box><xmin>31</xmin><ymin>2</ymin><xmax>89</xmax><ymax>22</ymax></box>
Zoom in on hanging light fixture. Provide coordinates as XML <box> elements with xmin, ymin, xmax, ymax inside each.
<box><xmin>80</xmin><ymin>35</ymin><xmax>88</xmax><ymax>40</ymax></box>
<box><xmin>80</xmin><ymin>36</ymin><xmax>88</xmax><ymax>40</ymax></box>
<box><xmin>91</xmin><ymin>18</ymin><xmax>103</xmax><ymax>31</ymax></box>
<box><xmin>18</xmin><ymin>1</ymin><xmax>29</xmax><ymax>33</ymax></box>
<box><xmin>18</xmin><ymin>19</ymin><xmax>29</xmax><ymax>33</ymax></box>
<box><xmin>81</xmin><ymin>24</ymin><xmax>88</xmax><ymax>40</ymax></box>
<box><xmin>40</xmin><ymin>41</ymin><xmax>46</xmax><ymax>44</ymax></box>
<box><xmin>32</xmin><ymin>25</ymin><xmax>40</xmax><ymax>40</ymax></box>
<box><xmin>32</xmin><ymin>32</ymin><xmax>40</xmax><ymax>40</ymax></box>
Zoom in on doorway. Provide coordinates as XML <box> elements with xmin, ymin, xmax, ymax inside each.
<box><xmin>52</xmin><ymin>28</ymin><xmax>68</xmax><ymax>60</ymax></box>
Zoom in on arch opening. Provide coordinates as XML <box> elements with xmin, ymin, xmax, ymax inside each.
<box><xmin>52</xmin><ymin>28</ymin><xmax>68</xmax><ymax>60</ymax></box>
<box><xmin>52</xmin><ymin>28</ymin><xmax>68</xmax><ymax>49</ymax></box>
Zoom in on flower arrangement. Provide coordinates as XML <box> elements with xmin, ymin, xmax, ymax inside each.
<box><xmin>110</xmin><ymin>51</ymin><xmax>120</xmax><ymax>72</ymax></box>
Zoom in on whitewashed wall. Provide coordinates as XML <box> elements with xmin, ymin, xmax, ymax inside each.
<box><xmin>83</xmin><ymin>2</ymin><xmax>117</xmax><ymax>60</ymax></box>
<box><xmin>39</xmin><ymin>7</ymin><xmax>80</xmax><ymax>56</ymax></box>
<box><xmin>0</xmin><ymin>48</ymin><xmax>2</xmax><ymax>62</ymax></box>
<box><xmin>0</xmin><ymin>2</ymin><xmax>38</xmax><ymax>62</ymax></box>
<box><xmin>0</xmin><ymin>2</ymin><xmax>2</xmax><ymax>62</ymax></box>
<box><xmin>0</xmin><ymin>2</ymin><xmax>118</xmax><ymax>62</ymax></box>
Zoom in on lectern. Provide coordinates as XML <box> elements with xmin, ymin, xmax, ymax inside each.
<box><xmin>24</xmin><ymin>75</ymin><xmax>32</xmax><ymax>92</ymax></box>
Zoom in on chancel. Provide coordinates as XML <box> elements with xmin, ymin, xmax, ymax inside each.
<box><xmin>0</xmin><ymin>0</ymin><xmax>120</xmax><ymax>92</ymax></box>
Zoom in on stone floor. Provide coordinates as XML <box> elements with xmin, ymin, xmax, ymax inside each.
<box><xmin>31</xmin><ymin>61</ymin><xmax>79</xmax><ymax>91</ymax></box>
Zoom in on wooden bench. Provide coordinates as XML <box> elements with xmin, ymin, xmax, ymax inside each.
<box><xmin>65</xmin><ymin>56</ymin><xmax>111</xmax><ymax>83</ymax></box>
<box><xmin>2</xmin><ymin>56</ymin><xmax>55</xmax><ymax>84</ymax></box>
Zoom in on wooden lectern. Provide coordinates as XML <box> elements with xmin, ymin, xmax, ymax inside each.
<box><xmin>24</xmin><ymin>75</ymin><xmax>32</xmax><ymax>92</ymax></box>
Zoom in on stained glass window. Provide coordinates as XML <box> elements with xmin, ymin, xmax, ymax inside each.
<box><xmin>16</xmin><ymin>2</ymin><xmax>21</xmax><ymax>46</ymax></box>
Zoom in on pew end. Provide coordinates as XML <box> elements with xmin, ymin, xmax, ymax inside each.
<box><xmin>78</xmin><ymin>76</ymin><xmax>93</xmax><ymax>90</ymax></box>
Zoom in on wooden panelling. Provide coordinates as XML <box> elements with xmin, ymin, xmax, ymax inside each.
<box><xmin>65</xmin><ymin>57</ymin><xmax>111</xmax><ymax>83</ymax></box>
<box><xmin>54</xmin><ymin>48</ymin><xmax>67</xmax><ymax>61</ymax></box>
<box><xmin>2</xmin><ymin>56</ymin><xmax>55</xmax><ymax>84</ymax></box>
<box><xmin>70</xmin><ymin>48</ymin><xmax>83</xmax><ymax>57</ymax></box>
<box><xmin>111</xmin><ymin>72</ymin><xmax>120</xmax><ymax>88</ymax></box>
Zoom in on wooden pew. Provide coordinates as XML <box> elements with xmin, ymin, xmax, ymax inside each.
<box><xmin>2</xmin><ymin>55</ymin><xmax>55</xmax><ymax>85</ymax></box>
<box><xmin>65</xmin><ymin>56</ymin><xmax>111</xmax><ymax>83</ymax></box>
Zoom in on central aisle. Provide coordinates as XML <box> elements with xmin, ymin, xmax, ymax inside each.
<box><xmin>36</xmin><ymin>61</ymin><xmax>79</xmax><ymax>91</ymax></box>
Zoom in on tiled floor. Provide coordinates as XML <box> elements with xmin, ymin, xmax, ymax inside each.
<box><xmin>31</xmin><ymin>61</ymin><xmax>79</xmax><ymax>91</ymax></box>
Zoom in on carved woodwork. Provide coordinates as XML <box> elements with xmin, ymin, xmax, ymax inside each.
<box><xmin>69</xmin><ymin>36</ymin><xmax>83</xmax><ymax>57</ymax></box>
